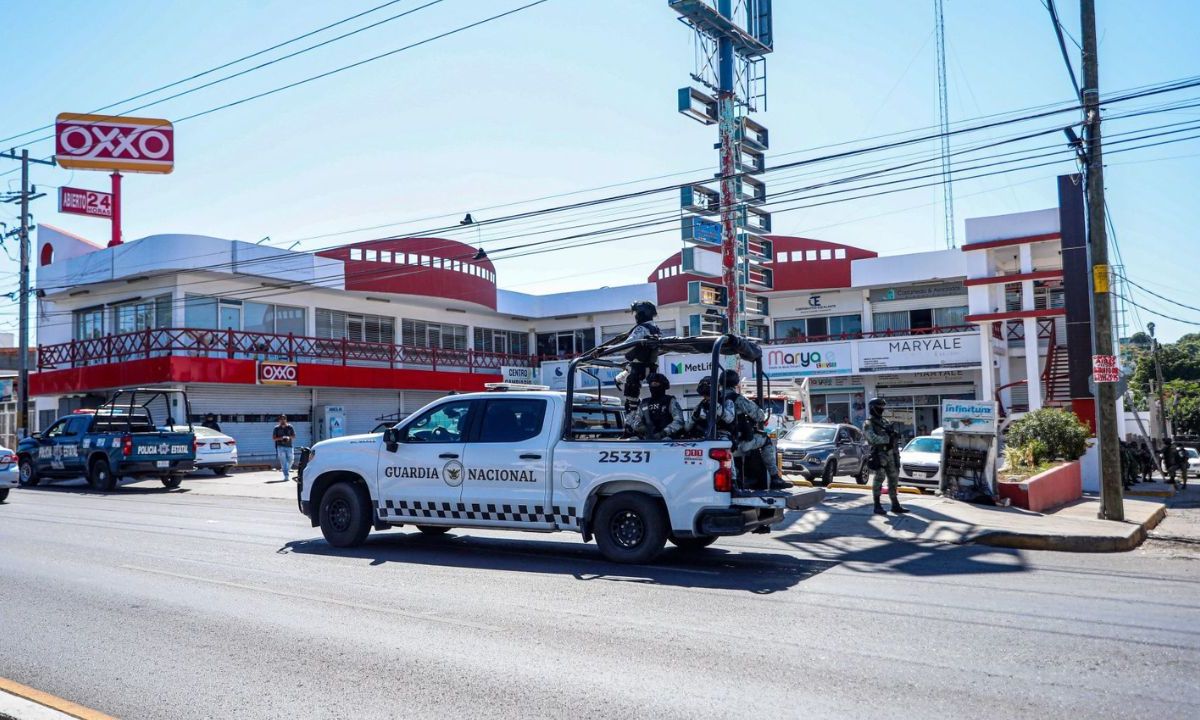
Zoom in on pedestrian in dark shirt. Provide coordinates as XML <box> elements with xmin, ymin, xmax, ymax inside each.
<box><xmin>201</xmin><ymin>413</ymin><xmax>221</xmax><ymax>432</ymax></box>
<box><xmin>273</xmin><ymin>415</ymin><xmax>295</xmax><ymax>482</ymax></box>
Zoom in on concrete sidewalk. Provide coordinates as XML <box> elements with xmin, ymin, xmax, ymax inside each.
<box><xmin>789</xmin><ymin>488</ymin><xmax>1166</xmax><ymax>552</ymax></box>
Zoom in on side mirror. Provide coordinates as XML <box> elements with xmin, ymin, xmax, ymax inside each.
<box><xmin>383</xmin><ymin>427</ymin><xmax>401</xmax><ymax>449</ymax></box>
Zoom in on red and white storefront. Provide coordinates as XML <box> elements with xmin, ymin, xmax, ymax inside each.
<box><xmin>30</xmin><ymin>181</ymin><xmax>1095</xmax><ymax>460</ymax></box>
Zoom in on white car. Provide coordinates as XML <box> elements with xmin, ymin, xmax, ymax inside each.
<box><xmin>0</xmin><ymin>445</ymin><xmax>16</xmax><ymax>502</ymax></box>
<box><xmin>193</xmin><ymin>426</ymin><xmax>237</xmax><ymax>475</ymax></box>
<box><xmin>898</xmin><ymin>435</ymin><xmax>943</xmax><ymax>491</ymax></box>
<box><xmin>1187</xmin><ymin>447</ymin><xmax>1199</xmax><ymax>474</ymax></box>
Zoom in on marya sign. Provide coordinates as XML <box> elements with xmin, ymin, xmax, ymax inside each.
<box><xmin>941</xmin><ymin>400</ymin><xmax>997</xmax><ymax>435</ymax></box>
<box><xmin>761</xmin><ymin>342</ymin><xmax>852</xmax><ymax>378</ymax></box>
<box><xmin>257</xmin><ymin>360</ymin><xmax>298</xmax><ymax>386</ymax></box>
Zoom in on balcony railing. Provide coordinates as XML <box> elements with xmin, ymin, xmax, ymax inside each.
<box><xmin>763</xmin><ymin>324</ymin><xmax>975</xmax><ymax>346</ymax></box>
<box><xmin>38</xmin><ymin>328</ymin><xmax>533</xmax><ymax>373</ymax></box>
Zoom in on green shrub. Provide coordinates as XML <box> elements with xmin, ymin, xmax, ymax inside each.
<box><xmin>1005</xmin><ymin>407</ymin><xmax>1090</xmax><ymax>462</ymax></box>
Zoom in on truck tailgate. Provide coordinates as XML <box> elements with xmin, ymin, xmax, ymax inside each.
<box><xmin>128</xmin><ymin>432</ymin><xmax>196</xmax><ymax>462</ymax></box>
<box><xmin>733</xmin><ymin>487</ymin><xmax>826</xmax><ymax>512</ymax></box>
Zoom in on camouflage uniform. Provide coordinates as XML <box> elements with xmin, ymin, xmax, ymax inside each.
<box><xmin>729</xmin><ymin>392</ymin><xmax>783</xmax><ymax>486</ymax></box>
<box><xmin>626</xmin><ymin>395</ymin><xmax>685</xmax><ymax>440</ymax></box>
<box><xmin>864</xmin><ymin>414</ymin><xmax>904</xmax><ymax>513</ymax></box>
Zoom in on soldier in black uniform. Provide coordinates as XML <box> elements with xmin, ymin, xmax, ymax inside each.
<box><xmin>687</xmin><ymin>376</ymin><xmax>736</xmax><ymax>439</ymax></box>
<box><xmin>617</xmin><ymin>301</ymin><xmax>662</xmax><ymax>412</ymax></box>
<box><xmin>626</xmin><ymin>373</ymin><xmax>686</xmax><ymax>440</ymax></box>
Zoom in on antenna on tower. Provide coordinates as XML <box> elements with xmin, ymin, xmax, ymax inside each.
<box><xmin>935</xmin><ymin>0</ymin><xmax>956</xmax><ymax>248</ymax></box>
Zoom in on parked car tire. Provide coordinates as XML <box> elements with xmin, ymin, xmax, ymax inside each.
<box><xmin>89</xmin><ymin>457</ymin><xmax>116</xmax><ymax>492</ymax></box>
<box><xmin>669</xmin><ymin>534</ymin><xmax>717</xmax><ymax>551</ymax></box>
<box><xmin>319</xmin><ymin>482</ymin><xmax>372</xmax><ymax>548</ymax></box>
<box><xmin>0</xmin><ymin>488</ymin><xmax>8</xmax><ymax>503</ymax></box>
<box><xmin>416</xmin><ymin>525</ymin><xmax>452</xmax><ymax>536</ymax></box>
<box><xmin>212</xmin><ymin>466</ymin><xmax>231</xmax><ymax>476</ymax></box>
<box><xmin>820</xmin><ymin>462</ymin><xmax>836</xmax><ymax>487</ymax></box>
<box><xmin>161</xmin><ymin>475</ymin><xmax>183</xmax><ymax>489</ymax></box>
<box><xmin>594</xmin><ymin>492</ymin><xmax>668</xmax><ymax>564</ymax></box>
<box><xmin>855</xmin><ymin>461</ymin><xmax>869</xmax><ymax>485</ymax></box>
<box><xmin>18</xmin><ymin>457</ymin><xmax>39</xmax><ymax>487</ymax></box>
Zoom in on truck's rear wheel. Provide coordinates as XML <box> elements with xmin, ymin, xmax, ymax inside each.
<box><xmin>594</xmin><ymin>492</ymin><xmax>667</xmax><ymax>564</ymax></box>
<box><xmin>0</xmin><ymin>488</ymin><xmax>9</xmax><ymax>503</ymax></box>
<box><xmin>669</xmin><ymin>534</ymin><xmax>716</xmax><ymax>551</ymax></box>
<box><xmin>319</xmin><ymin>482</ymin><xmax>371</xmax><ymax>548</ymax></box>
<box><xmin>18</xmin><ymin>457</ymin><xmax>39</xmax><ymax>487</ymax></box>
<box><xmin>89</xmin><ymin>457</ymin><xmax>116</xmax><ymax>492</ymax></box>
<box><xmin>416</xmin><ymin>525</ymin><xmax>451</xmax><ymax>536</ymax></box>
<box><xmin>213</xmin><ymin>466</ymin><xmax>230</xmax><ymax>476</ymax></box>
<box><xmin>162</xmin><ymin>475</ymin><xmax>183</xmax><ymax>489</ymax></box>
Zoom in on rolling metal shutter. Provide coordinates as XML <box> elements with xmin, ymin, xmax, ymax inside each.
<box><xmin>402</xmin><ymin>391</ymin><xmax>444</xmax><ymax>415</ymax></box>
<box><xmin>319</xmin><ymin>389</ymin><xmax>402</xmax><ymax>436</ymax></box>
<box><xmin>185</xmin><ymin>385</ymin><xmax>312</xmax><ymax>462</ymax></box>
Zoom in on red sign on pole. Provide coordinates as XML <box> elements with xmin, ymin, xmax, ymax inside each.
<box><xmin>54</xmin><ymin>113</ymin><xmax>174</xmax><ymax>174</ymax></box>
<box><xmin>1092</xmin><ymin>354</ymin><xmax>1120</xmax><ymax>383</ymax></box>
<box><xmin>58</xmin><ymin>186</ymin><xmax>113</xmax><ymax>218</ymax></box>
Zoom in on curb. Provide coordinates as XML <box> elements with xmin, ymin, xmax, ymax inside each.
<box><xmin>0</xmin><ymin>677</ymin><xmax>116</xmax><ymax>720</ymax></box>
<box><xmin>971</xmin><ymin>503</ymin><xmax>1167</xmax><ymax>553</ymax></box>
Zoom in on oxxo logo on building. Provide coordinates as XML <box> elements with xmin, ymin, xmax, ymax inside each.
<box><xmin>258</xmin><ymin>361</ymin><xmax>299</xmax><ymax>386</ymax></box>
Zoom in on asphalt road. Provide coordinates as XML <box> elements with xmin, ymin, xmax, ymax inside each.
<box><xmin>1</xmin><ymin>482</ymin><xmax>1198</xmax><ymax>720</ymax></box>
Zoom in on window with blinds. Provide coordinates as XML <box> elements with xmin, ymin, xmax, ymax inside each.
<box><xmin>473</xmin><ymin>328</ymin><xmax>529</xmax><ymax>355</ymax></box>
<box><xmin>402</xmin><ymin>319</ymin><xmax>467</xmax><ymax>350</ymax></box>
<box><xmin>317</xmin><ymin>308</ymin><xmax>394</xmax><ymax>344</ymax></box>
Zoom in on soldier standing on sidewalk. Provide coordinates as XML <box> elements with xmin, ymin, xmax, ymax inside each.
<box><xmin>863</xmin><ymin>397</ymin><xmax>908</xmax><ymax>516</ymax></box>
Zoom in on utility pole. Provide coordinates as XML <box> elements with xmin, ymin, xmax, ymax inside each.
<box><xmin>1148</xmin><ymin>322</ymin><xmax>1168</xmax><ymax>442</ymax></box>
<box><xmin>716</xmin><ymin>6</ymin><xmax>740</xmax><ymax>334</ymax></box>
<box><xmin>1</xmin><ymin>149</ymin><xmax>53</xmax><ymax>440</ymax></box>
<box><xmin>1080</xmin><ymin>0</ymin><xmax>1123</xmax><ymax>521</ymax></box>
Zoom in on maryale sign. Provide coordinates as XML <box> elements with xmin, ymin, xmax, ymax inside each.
<box><xmin>762</xmin><ymin>341</ymin><xmax>852</xmax><ymax>378</ymax></box>
<box><xmin>257</xmin><ymin>360</ymin><xmax>299</xmax><ymax>386</ymax></box>
<box><xmin>58</xmin><ymin>186</ymin><xmax>113</xmax><ymax>218</ymax></box>
<box><xmin>858</xmin><ymin>332</ymin><xmax>979</xmax><ymax>372</ymax></box>
<box><xmin>55</xmin><ymin>113</ymin><xmax>175</xmax><ymax>174</ymax></box>
<box><xmin>500</xmin><ymin>365</ymin><xmax>536</xmax><ymax>385</ymax></box>
<box><xmin>942</xmin><ymin>400</ymin><xmax>998</xmax><ymax>435</ymax></box>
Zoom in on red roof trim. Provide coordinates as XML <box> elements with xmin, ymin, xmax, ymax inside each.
<box><xmin>960</xmin><ymin>232</ymin><xmax>1061</xmax><ymax>252</ymax></box>
<box><xmin>965</xmin><ymin>307</ymin><xmax>1067</xmax><ymax>323</ymax></box>
<box><xmin>963</xmin><ymin>269</ymin><xmax>1064</xmax><ymax>287</ymax></box>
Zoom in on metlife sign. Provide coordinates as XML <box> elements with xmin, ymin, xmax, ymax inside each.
<box><xmin>858</xmin><ymin>332</ymin><xmax>979</xmax><ymax>372</ymax></box>
<box><xmin>661</xmin><ymin>353</ymin><xmax>713</xmax><ymax>384</ymax></box>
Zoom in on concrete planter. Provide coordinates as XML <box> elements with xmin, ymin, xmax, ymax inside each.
<box><xmin>997</xmin><ymin>460</ymin><xmax>1083</xmax><ymax>513</ymax></box>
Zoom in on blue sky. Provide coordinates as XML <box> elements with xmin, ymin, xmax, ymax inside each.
<box><xmin>2</xmin><ymin>0</ymin><xmax>1198</xmax><ymax>341</ymax></box>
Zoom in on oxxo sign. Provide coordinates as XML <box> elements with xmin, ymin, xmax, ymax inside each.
<box><xmin>258</xmin><ymin>361</ymin><xmax>299</xmax><ymax>386</ymax></box>
<box><xmin>54</xmin><ymin>113</ymin><xmax>175</xmax><ymax>174</ymax></box>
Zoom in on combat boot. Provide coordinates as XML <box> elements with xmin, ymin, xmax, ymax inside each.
<box><xmin>890</xmin><ymin>502</ymin><xmax>910</xmax><ymax>514</ymax></box>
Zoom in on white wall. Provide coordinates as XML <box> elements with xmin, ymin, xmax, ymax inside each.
<box><xmin>963</xmin><ymin>208</ymin><xmax>1059</xmax><ymax>244</ymax></box>
<box><xmin>851</xmin><ymin>249</ymin><xmax>967</xmax><ymax>288</ymax></box>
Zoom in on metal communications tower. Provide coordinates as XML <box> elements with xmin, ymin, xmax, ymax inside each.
<box><xmin>934</xmin><ymin>0</ymin><xmax>956</xmax><ymax>248</ymax></box>
<box><xmin>670</xmin><ymin>0</ymin><xmax>774</xmax><ymax>338</ymax></box>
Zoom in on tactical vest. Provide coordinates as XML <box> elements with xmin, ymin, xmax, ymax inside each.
<box><xmin>625</xmin><ymin>321</ymin><xmax>661</xmax><ymax>364</ymax></box>
<box><xmin>643</xmin><ymin>395</ymin><xmax>673</xmax><ymax>433</ymax></box>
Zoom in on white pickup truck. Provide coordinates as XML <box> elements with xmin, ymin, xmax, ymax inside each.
<box><xmin>296</xmin><ymin>334</ymin><xmax>823</xmax><ymax>563</ymax></box>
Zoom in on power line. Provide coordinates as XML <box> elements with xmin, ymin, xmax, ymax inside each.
<box><xmin>1115</xmin><ymin>294</ymin><xmax>1200</xmax><ymax>327</ymax></box>
<box><xmin>1043</xmin><ymin>0</ymin><xmax>1082</xmax><ymax>99</ymax></box>
<box><xmin>0</xmin><ymin>0</ymin><xmax>414</xmax><ymax>145</ymax></box>
<box><xmin>1118</xmin><ymin>272</ymin><xmax>1200</xmax><ymax>315</ymax></box>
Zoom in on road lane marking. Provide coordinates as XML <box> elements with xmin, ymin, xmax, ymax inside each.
<box><xmin>119</xmin><ymin>565</ymin><xmax>498</xmax><ymax>633</ymax></box>
<box><xmin>0</xmin><ymin>676</ymin><xmax>118</xmax><ymax>720</ymax></box>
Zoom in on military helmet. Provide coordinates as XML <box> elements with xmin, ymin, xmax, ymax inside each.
<box><xmin>868</xmin><ymin>397</ymin><xmax>887</xmax><ymax>415</ymax></box>
<box><xmin>647</xmin><ymin>372</ymin><xmax>670</xmax><ymax>391</ymax></box>
<box><xmin>721</xmin><ymin>368</ymin><xmax>740</xmax><ymax>389</ymax></box>
<box><xmin>630</xmin><ymin>300</ymin><xmax>657</xmax><ymax>323</ymax></box>
<box><xmin>696</xmin><ymin>376</ymin><xmax>712</xmax><ymax>396</ymax></box>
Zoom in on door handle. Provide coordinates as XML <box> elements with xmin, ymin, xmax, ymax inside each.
<box><xmin>520</xmin><ymin>453</ymin><xmax>543</xmax><ymax>460</ymax></box>
<box><xmin>439</xmin><ymin>453</ymin><xmax>460</xmax><ymax>459</ymax></box>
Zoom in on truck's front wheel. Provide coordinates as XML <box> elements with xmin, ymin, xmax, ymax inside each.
<box><xmin>18</xmin><ymin>457</ymin><xmax>39</xmax><ymax>487</ymax></box>
<box><xmin>89</xmin><ymin>457</ymin><xmax>116</xmax><ymax>492</ymax></box>
<box><xmin>594</xmin><ymin>492</ymin><xmax>667</xmax><ymax>564</ymax></box>
<box><xmin>319</xmin><ymin>482</ymin><xmax>372</xmax><ymax>548</ymax></box>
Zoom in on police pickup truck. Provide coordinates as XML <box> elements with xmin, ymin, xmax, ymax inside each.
<box><xmin>18</xmin><ymin>388</ymin><xmax>196</xmax><ymax>491</ymax></box>
<box><xmin>297</xmin><ymin>335</ymin><xmax>823</xmax><ymax>563</ymax></box>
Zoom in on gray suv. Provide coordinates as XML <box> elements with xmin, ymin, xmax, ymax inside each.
<box><xmin>778</xmin><ymin>423</ymin><xmax>869</xmax><ymax>486</ymax></box>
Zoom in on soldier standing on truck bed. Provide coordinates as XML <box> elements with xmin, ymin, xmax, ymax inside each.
<box><xmin>863</xmin><ymin>397</ymin><xmax>909</xmax><ymax>516</ymax></box>
<box><xmin>723</xmin><ymin>369</ymin><xmax>788</xmax><ymax>491</ymax></box>
<box><xmin>616</xmin><ymin>301</ymin><xmax>662</xmax><ymax>413</ymax></box>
